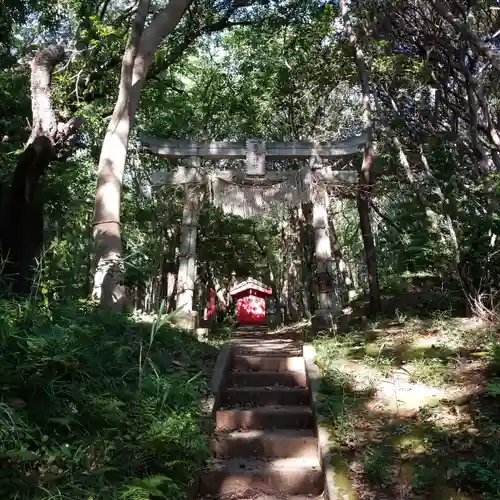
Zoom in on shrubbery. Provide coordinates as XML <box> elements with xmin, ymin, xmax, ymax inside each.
<box><xmin>0</xmin><ymin>299</ymin><xmax>217</xmax><ymax>499</ymax></box>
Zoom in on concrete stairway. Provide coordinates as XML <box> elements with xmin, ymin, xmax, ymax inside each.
<box><xmin>198</xmin><ymin>326</ymin><xmax>323</xmax><ymax>500</ymax></box>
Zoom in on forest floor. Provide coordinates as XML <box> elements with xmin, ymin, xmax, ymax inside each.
<box><xmin>313</xmin><ymin>313</ymin><xmax>500</xmax><ymax>500</ymax></box>
<box><xmin>0</xmin><ymin>300</ymin><xmax>220</xmax><ymax>500</ymax></box>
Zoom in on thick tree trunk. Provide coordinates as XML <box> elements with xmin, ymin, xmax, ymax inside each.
<box><xmin>341</xmin><ymin>0</ymin><xmax>381</xmax><ymax>314</ymax></box>
<box><xmin>0</xmin><ymin>45</ymin><xmax>82</xmax><ymax>292</ymax></box>
<box><xmin>92</xmin><ymin>0</ymin><xmax>191</xmax><ymax>309</ymax></box>
<box><xmin>92</xmin><ymin>0</ymin><xmax>150</xmax><ymax>308</ymax></box>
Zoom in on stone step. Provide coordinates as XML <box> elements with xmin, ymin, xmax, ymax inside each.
<box><xmin>232</xmin><ymin>337</ymin><xmax>297</xmax><ymax>344</ymax></box>
<box><xmin>231</xmin><ymin>342</ymin><xmax>298</xmax><ymax>351</ymax></box>
<box><xmin>222</xmin><ymin>387</ymin><xmax>309</xmax><ymax>407</ymax></box>
<box><xmin>228</xmin><ymin>370</ymin><xmax>307</xmax><ymax>388</ymax></box>
<box><xmin>199</xmin><ymin>457</ymin><xmax>323</xmax><ymax>496</ymax></box>
<box><xmin>200</xmin><ymin>494</ymin><xmax>322</xmax><ymax>500</ymax></box>
<box><xmin>211</xmin><ymin>429</ymin><xmax>318</xmax><ymax>458</ymax></box>
<box><xmin>231</xmin><ymin>356</ymin><xmax>305</xmax><ymax>372</ymax></box>
<box><xmin>232</xmin><ymin>346</ymin><xmax>303</xmax><ymax>357</ymax></box>
<box><xmin>231</xmin><ymin>334</ymin><xmax>296</xmax><ymax>340</ymax></box>
<box><xmin>235</xmin><ymin>326</ymin><xmax>269</xmax><ymax>331</ymax></box>
<box><xmin>216</xmin><ymin>405</ymin><xmax>313</xmax><ymax>431</ymax></box>
<box><xmin>231</xmin><ymin>339</ymin><xmax>302</xmax><ymax>346</ymax></box>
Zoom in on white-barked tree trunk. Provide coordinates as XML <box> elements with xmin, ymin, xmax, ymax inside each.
<box><xmin>92</xmin><ymin>0</ymin><xmax>192</xmax><ymax>309</ymax></box>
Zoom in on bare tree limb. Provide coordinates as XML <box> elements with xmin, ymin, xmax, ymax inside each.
<box><xmin>432</xmin><ymin>0</ymin><xmax>500</xmax><ymax>72</ymax></box>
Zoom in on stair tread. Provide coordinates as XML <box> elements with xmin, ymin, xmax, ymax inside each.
<box><xmin>232</xmin><ymin>344</ymin><xmax>299</xmax><ymax>349</ymax></box>
<box><xmin>200</xmin><ymin>457</ymin><xmax>323</xmax><ymax>495</ymax></box>
<box><xmin>214</xmin><ymin>429</ymin><xmax>316</xmax><ymax>442</ymax></box>
<box><xmin>232</xmin><ymin>346</ymin><xmax>301</xmax><ymax>349</ymax></box>
<box><xmin>228</xmin><ymin>371</ymin><xmax>307</xmax><ymax>387</ymax></box>
<box><xmin>231</xmin><ymin>355</ymin><xmax>305</xmax><ymax>370</ymax></box>
<box><xmin>232</xmin><ymin>354</ymin><xmax>303</xmax><ymax>358</ymax></box>
<box><xmin>233</xmin><ymin>353</ymin><xmax>303</xmax><ymax>358</ymax></box>
<box><xmin>211</xmin><ymin>428</ymin><xmax>317</xmax><ymax>458</ymax></box>
<box><xmin>201</xmin><ymin>495</ymin><xmax>321</xmax><ymax>500</ymax></box>
<box><xmin>218</xmin><ymin>405</ymin><xmax>312</xmax><ymax>413</ymax></box>
<box><xmin>230</xmin><ymin>370</ymin><xmax>305</xmax><ymax>374</ymax></box>
<box><xmin>205</xmin><ymin>457</ymin><xmax>321</xmax><ymax>472</ymax></box>
<box><xmin>224</xmin><ymin>386</ymin><xmax>308</xmax><ymax>392</ymax></box>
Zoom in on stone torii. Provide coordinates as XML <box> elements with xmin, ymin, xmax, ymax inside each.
<box><xmin>140</xmin><ymin>134</ymin><xmax>366</xmax><ymax>330</ymax></box>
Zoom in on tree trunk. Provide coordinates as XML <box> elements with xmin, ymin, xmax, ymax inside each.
<box><xmin>92</xmin><ymin>0</ymin><xmax>191</xmax><ymax>309</ymax></box>
<box><xmin>328</xmin><ymin>212</ymin><xmax>353</xmax><ymax>302</ymax></box>
<box><xmin>0</xmin><ymin>45</ymin><xmax>83</xmax><ymax>293</ymax></box>
<box><xmin>212</xmin><ymin>273</ymin><xmax>229</xmax><ymax>319</ymax></box>
<box><xmin>286</xmin><ymin>261</ymin><xmax>300</xmax><ymax>322</ymax></box>
<box><xmin>357</xmin><ymin>150</ymin><xmax>380</xmax><ymax>314</ymax></box>
<box><xmin>298</xmin><ymin>205</ymin><xmax>313</xmax><ymax>318</ymax></box>
<box><xmin>167</xmin><ymin>272</ymin><xmax>178</xmax><ymax>312</ymax></box>
<box><xmin>252</xmin><ymin>229</ymin><xmax>283</xmax><ymax>322</ymax></box>
<box><xmin>288</xmin><ymin>207</ymin><xmax>304</xmax><ymax>320</ymax></box>
<box><xmin>281</xmin><ymin>267</ymin><xmax>290</xmax><ymax>322</ymax></box>
<box><xmin>300</xmin><ymin>203</ymin><xmax>316</xmax><ymax>312</ymax></box>
<box><xmin>341</xmin><ymin>0</ymin><xmax>381</xmax><ymax>314</ymax></box>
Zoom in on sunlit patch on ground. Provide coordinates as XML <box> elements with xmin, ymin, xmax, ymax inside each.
<box><xmin>313</xmin><ymin>315</ymin><xmax>500</xmax><ymax>500</ymax></box>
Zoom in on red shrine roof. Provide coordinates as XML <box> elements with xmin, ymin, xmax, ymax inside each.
<box><xmin>229</xmin><ymin>277</ymin><xmax>272</xmax><ymax>296</ymax></box>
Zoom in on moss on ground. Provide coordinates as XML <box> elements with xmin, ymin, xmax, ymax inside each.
<box><xmin>313</xmin><ymin>314</ymin><xmax>500</xmax><ymax>500</ymax></box>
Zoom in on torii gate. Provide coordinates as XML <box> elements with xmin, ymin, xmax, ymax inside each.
<box><xmin>141</xmin><ymin>134</ymin><xmax>366</xmax><ymax>330</ymax></box>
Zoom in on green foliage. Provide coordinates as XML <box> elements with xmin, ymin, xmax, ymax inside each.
<box><xmin>197</xmin><ymin>205</ymin><xmax>278</xmax><ymax>280</ymax></box>
<box><xmin>0</xmin><ymin>300</ymin><xmax>217</xmax><ymax>499</ymax></box>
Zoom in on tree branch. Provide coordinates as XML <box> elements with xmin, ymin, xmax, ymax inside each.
<box><xmin>369</xmin><ymin>200</ymin><xmax>404</xmax><ymax>234</ymax></box>
<box><xmin>29</xmin><ymin>45</ymin><xmax>66</xmax><ymax>143</ymax></box>
<box><xmin>76</xmin><ymin>5</ymin><xmax>258</xmax><ymax>113</ymax></box>
<box><xmin>432</xmin><ymin>0</ymin><xmax>500</xmax><ymax>72</ymax></box>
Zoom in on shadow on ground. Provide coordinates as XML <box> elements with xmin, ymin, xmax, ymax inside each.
<box><xmin>313</xmin><ymin>313</ymin><xmax>500</xmax><ymax>500</ymax></box>
<box><xmin>337</xmin><ymin>278</ymin><xmax>467</xmax><ymax>334</ymax></box>
<box><xmin>0</xmin><ymin>299</ymin><xmax>219</xmax><ymax>500</ymax></box>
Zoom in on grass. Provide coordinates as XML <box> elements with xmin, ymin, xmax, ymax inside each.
<box><xmin>313</xmin><ymin>313</ymin><xmax>500</xmax><ymax>500</ymax></box>
<box><xmin>0</xmin><ymin>298</ymin><xmax>219</xmax><ymax>500</ymax></box>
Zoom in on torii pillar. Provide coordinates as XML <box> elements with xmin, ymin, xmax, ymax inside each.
<box><xmin>175</xmin><ymin>157</ymin><xmax>201</xmax><ymax>331</ymax></box>
<box><xmin>311</xmin><ymin>190</ymin><xmax>337</xmax><ymax>331</ymax></box>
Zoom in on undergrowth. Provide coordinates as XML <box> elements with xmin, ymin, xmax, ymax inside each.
<box><xmin>0</xmin><ymin>299</ymin><xmax>218</xmax><ymax>499</ymax></box>
<box><xmin>312</xmin><ymin>314</ymin><xmax>500</xmax><ymax>499</ymax></box>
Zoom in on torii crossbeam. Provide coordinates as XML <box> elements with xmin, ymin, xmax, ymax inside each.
<box><xmin>141</xmin><ymin>134</ymin><xmax>367</xmax><ymax>159</ymax></box>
